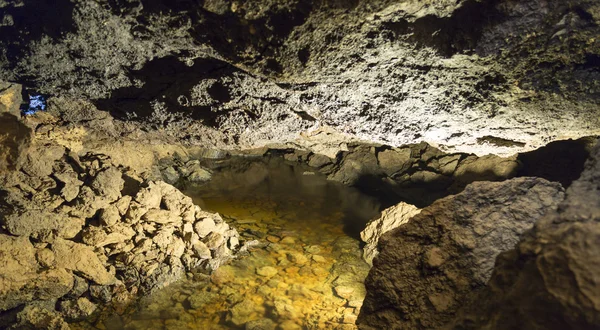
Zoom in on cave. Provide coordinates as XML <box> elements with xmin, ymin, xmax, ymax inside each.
<box><xmin>0</xmin><ymin>0</ymin><xmax>599</xmax><ymax>329</ymax></box>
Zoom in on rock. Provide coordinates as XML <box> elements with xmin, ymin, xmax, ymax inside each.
<box><xmin>152</xmin><ymin>227</ymin><xmax>175</xmax><ymax>249</ymax></box>
<box><xmin>377</xmin><ymin>148</ymin><xmax>412</xmax><ymax>176</ymax></box>
<box><xmin>12</xmin><ymin>304</ymin><xmax>70</xmax><ymax>330</ymax></box>
<box><xmin>21</xmin><ymin>145</ymin><xmax>65</xmax><ymax>178</ymax></box>
<box><xmin>162</xmin><ymin>166</ymin><xmax>180</xmax><ymax>184</ymax></box>
<box><xmin>246</xmin><ymin>318</ymin><xmax>276</xmax><ymax>330</ymax></box>
<box><xmin>36</xmin><ymin>248</ymin><xmax>56</xmax><ymax>268</ymax></box>
<box><xmin>358</xmin><ymin>177</ymin><xmax>565</xmax><ymax>330</ymax></box>
<box><xmin>360</xmin><ymin>202</ymin><xmax>421</xmax><ymax>265</ymax></box>
<box><xmin>100</xmin><ymin>204</ymin><xmax>121</xmax><ymax>226</ymax></box>
<box><xmin>166</xmin><ymin>237</ymin><xmax>186</xmax><ymax>258</ymax></box>
<box><xmin>194</xmin><ymin>217</ymin><xmax>217</xmax><ymax>238</ymax></box>
<box><xmin>54</xmin><ymin>170</ymin><xmax>83</xmax><ymax>202</ymax></box>
<box><xmin>91</xmin><ymin>166</ymin><xmax>124</xmax><ymax>202</ymax></box>
<box><xmin>228</xmin><ymin>236</ymin><xmax>240</xmax><ymax>249</ymax></box>
<box><xmin>257</xmin><ymin>266</ymin><xmax>278</xmax><ymax>277</ymax></box>
<box><xmin>228</xmin><ymin>299</ymin><xmax>257</xmax><ymax>326</ymax></box>
<box><xmin>59</xmin><ymin>297</ymin><xmax>97</xmax><ymax>321</ymax></box>
<box><xmin>192</xmin><ymin>241</ymin><xmax>212</xmax><ymax>259</ymax></box>
<box><xmin>67</xmin><ymin>275</ymin><xmax>89</xmax><ymax>299</ymax></box>
<box><xmin>52</xmin><ymin>238</ymin><xmax>116</xmax><ymax>285</ymax></box>
<box><xmin>3</xmin><ymin>210</ymin><xmax>85</xmax><ymax>240</ymax></box>
<box><xmin>451</xmin><ymin>140</ymin><xmax>600</xmax><ymax>330</ymax></box>
<box><xmin>89</xmin><ymin>284</ymin><xmax>112</xmax><ymax>303</ymax></box>
<box><xmin>203</xmin><ymin>232</ymin><xmax>224</xmax><ymax>250</ymax></box>
<box><xmin>142</xmin><ymin>209</ymin><xmax>181</xmax><ymax>224</ymax></box>
<box><xmin>0</xmin><ymin>235</ymin><xmax>73</xmax><ymax>311</ymax></box>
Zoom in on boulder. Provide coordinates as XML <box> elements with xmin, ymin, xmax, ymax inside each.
<box><xmin>360</xmin><ymin>202</ymin><xmax>421</xmax><ymax>265</ymax></box>
<box><xmin>357</xmin><ymin>177</ymin><xmax>564</xmax><ymax>330</ymax></box>
<box><xmin>91</xmin><ymin>166</ymin><xmax>124</xmax><ymax>202</ymax></box>
<box><xmin>451</xmin><ymin>140</ymin><xmax>600</xmax><ymax>330</ymax></box>
<box><xmin>0</xmin><ymin>235</ymin><xmax>73</xmax><ymax>311</ymax></box>
<box><xmin>52</xmin><ymin>239</ymin><xmax>116</xmax><ymax>285</ymax></box>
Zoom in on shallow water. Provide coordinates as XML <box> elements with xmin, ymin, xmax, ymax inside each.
<box><xmin>101</xmin><ymin>158</ymin><xmax>381</xmax><ymax>329</ymax></box>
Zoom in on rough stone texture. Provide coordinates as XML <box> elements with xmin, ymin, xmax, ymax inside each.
<box><xmin>0</xmin><ymin>0</ymin><xmax>599</xmax><ymax>156</ymax></box>
<box><xmin>357</xmin><ymin>177</ymin><xmax>565</xmax><ymax>330</ymax></box>
<box><xmin>450</xmin><ymin>139</ymin><xmax>600</xmax><ymax>330</ymax></box>
<box><xmin>0</xmin><ymin>235</ymin><xmax>74</xmax><ymax>311</ymax></box>
<box><xmin>280</xmin><ymin>142</ymin><xmax>521</xmax><ymax>206</ymax></box>
<box><xmin>360</xmin><ymin>202</ymin><xmax>421</xmax><ymax>265</ymax></box>
<box><xmin>0</xmin><ymin>124</ymin><xmax>241</xmax><ymax>326</ymax></box>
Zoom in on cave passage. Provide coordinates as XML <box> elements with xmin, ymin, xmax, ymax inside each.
<box><xmin>81</xmin><ymin>157</ymin><xmax>384</xmax><ymax>329</ymax></box>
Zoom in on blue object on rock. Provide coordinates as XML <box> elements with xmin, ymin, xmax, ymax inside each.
<box><xmin>22</xmin><ymin>94</ymin><xmax>47</xmax><ymax>115</ymax></box>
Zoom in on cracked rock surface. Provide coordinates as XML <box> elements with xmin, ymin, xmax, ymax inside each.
<box><xmin>449</xmin><ymin>139</ymin><xmax>600</xmax><ymax>330</ymax></box>
<box><xmin>357</xmin><ymin>177</ymin><xmax>565</xmax><ymax>329</ymax></box>
<box><xmin>0</xmin><ymin>0</ymin><xmax>599</xmax><ymax>155</ymax></box>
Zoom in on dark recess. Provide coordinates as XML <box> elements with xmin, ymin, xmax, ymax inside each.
<box><xmin>517</xmin><ymin>138</ymin><xmax>595</xmax><ymax>188</ymax></box>
<box><xmin>94</xmin><ymin>56</ymin><xmax>237</xmax><ymax>127</ymax></box>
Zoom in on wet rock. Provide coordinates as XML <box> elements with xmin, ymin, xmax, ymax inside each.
<box><xmin>360</xmin><ymin>202</ymin><xmax>421</xmax><ymax>265</ymax></box>
<box><xmin>451</xmin><ymin>140</ymin><xmax>600</xmax><ymax>330</ymax></box>
<box><xmin>358</xmin><ymin>177</ymin><xmax>565</xmax><ymax>329</ymax></box>
<box><xmin>162</xmin><ymin>166</ymin><xmax>180</xmax><ymax>184</ymax></box>
<box><xmin>257</xmin><ymin>266</ymin><xmax>278</xmax><ymax>277</ymax></box>
<box><xmin>228</xmin><ymin>299</ymin><xmax>257</xmax><ymax>326</ymax></box>
<box><xmin>246</xmin><ymin>318</ymin><xmax>276</xmax><ymax>330</ymax></box>
<box><xmin>377</xmin><ymin>148</ymin><xmax>412</xmax><ymax>176</ymax></box>
<box><xmin>59</xmin><ymin>297</ymin><xmax>97</xmax><ymax>321</ymax></box>
<box><xmin>11</xmin><ymin>304</ymin><xmax>70</xmax><ymax>330</ymax></box>
<box><xmin>89</xmin><ymin>284</ymin><xmax>112</xmax><ymax>303</ymax></box>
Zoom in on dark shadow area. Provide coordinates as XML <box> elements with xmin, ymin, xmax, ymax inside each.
<box><xmin>0</xmin><ymin>112</ymin><xmax>32</xmax><ymax>171</ymax></box>
<box><xmin>381</xmin><ymin>0</ymin><xmax>502</xmax><ymax>57</ymax></box>
<box><xmin>93</xmin><ymin>56</ymin><xmax>237</xmax><ymax>126</ymax></box>
<box><xmin>0</xmin><ymin>0</ymin><xmax>76</xmax><ymax>64</ymax></box>
<box><xmin>517</xmin><ymin>137</ymin><xmax>597</xmax><ymax>188</ymax></box>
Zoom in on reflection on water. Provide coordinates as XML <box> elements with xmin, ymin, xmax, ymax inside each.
<box><xmin>105</xmin><ymin>157</ymin><xmax>381</xmax><ymax>329</ymax></box>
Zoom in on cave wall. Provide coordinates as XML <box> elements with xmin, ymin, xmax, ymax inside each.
<box><xmin>0</xmin><ymin>0</ymin><xmax>598</xmax><ymax>155</ymax></box>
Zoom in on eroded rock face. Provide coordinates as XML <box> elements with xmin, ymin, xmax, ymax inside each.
<box><xmin>1</xmin><ymin>0</ymin><xmax>599</xmax><ymax>155</ymax></box>
<box><xmin>450</xmin><ymin>139</ymin><xmax>600</xmax><ymax>330</ymax></box>
<box><xmin>357</xmin><ymin>177</ymin><xmax>565</xmax><ymax>329</ymax></box>
<box><xmin>360</xmin><ymin>202</ymin><xmax>421</xmax><ymax>265</ymax></box>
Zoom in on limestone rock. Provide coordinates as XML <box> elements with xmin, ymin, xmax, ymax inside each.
<box><xmin>360</xmin><ymin>202</ymin><xmax>421</xmax><ymax>265</ymax></box>
<box><xmin>59</xmin><ymin>297</ymin><xmax>97</xmax><ymax>321</ymax></box>
<box><xmin>451</xmin><ymin>140</ymin><xmax>600</xmax><ymax>330</ymax></box>
<box><xmin>358</xmin><ymin>177</ymin><xmax>565</xmax><ymax>329</ymax></box>
<box><xmin>3</xmin><ymin>210</ymin><xmax>85</xmax><ymax>240</ymax></box>
<box><xmin>0</xmin><ymin>235</ymin><xmax>73</xmax><ymax>311</ymax></box>
<box><xmin>52</xmin><ymin>239</ymin><xmax>116</xmax><ymax>285</ymax></box>
<box><xmin>12</xmin><ymin>304</ymin><xmax>70</xmax><ymax>330</ymax></box>
<box><xmin>21</xmin><ymin>145</ymin><xmax>65</xmax><ymax>178</ymax></box>
<box><xmin>91</xmin><ymin>166</ymin><xmax>124</xmax><ymax>202</ymax></box>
